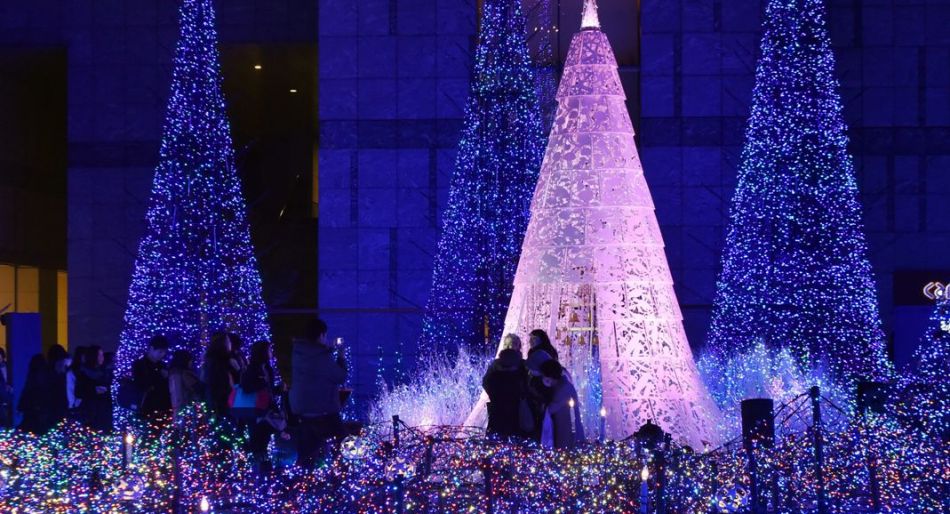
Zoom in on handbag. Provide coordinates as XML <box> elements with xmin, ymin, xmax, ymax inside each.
<box><xmin>232</xmin><ymin>384</ymin><xmax>272</xmax><ymax>421</ymax></box>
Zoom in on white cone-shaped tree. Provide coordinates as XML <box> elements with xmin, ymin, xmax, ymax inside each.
<box><xmin>467</xmin><ymin>0</ymin><xmax>720</xmax><ymax>447</ymax></box>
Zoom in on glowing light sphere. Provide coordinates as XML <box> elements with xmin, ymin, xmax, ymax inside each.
<box><xmin>384</xmin><ymin>455</ymin><xmax>416</xmax><ymax>482</ymax></box>
<box><xmin>340</xmin><ymin>435</ymin><xmax>372</xmax><ymax>461</ymax></box>
<box><xmin>117</xmin><ymin>475</ymin><xmax>146</xmax><ymax>502</ymax></box>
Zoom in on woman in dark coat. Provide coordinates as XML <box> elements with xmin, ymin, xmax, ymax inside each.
<box><xmin>482</xmin><ymin>343</ymin><xmax>529</xmax><ymax>438</ymax></box>
<box><xmin>17</xmin><ymin>354</ymin><xmax>50</xmax><ymax>434</ymax></box>
<box><xmin>203</xmin><ymin>332</ymin><xmax>237</xmax><ymax>420</ymax></box>
<box><xmin>539</xmin><ymin>360</ymin><xmax>584</xmax><ymax>449</ymax></box>
<box><xmin>76</xmin><ymin>345</ymin><xmax>112</xmax><ymax>431</ymax></box>
<box><xmin>528</xmin><ymin>329</ymin><xmax>559</xmax><ymax>363</ymax></box>
<box><xmin>241</xmin><ymin>341</ymin><xmax>288</xmax><ymax>471</ymax></box>
<box><xmin>46</xmin><ymin>344</ymin><xmax>70</xmax><ymax>427</ymax></box>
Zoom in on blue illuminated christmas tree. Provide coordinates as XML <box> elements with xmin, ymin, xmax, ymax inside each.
<box><xmin>705</xmin><ymin>0</ymin><xmax>891</xmax><ymax>382</ymax></box>
<box><xmin>114</xmin><ymin>0</ymin><xmax>269</xmax><ymax>382</ymax></box>
<box><xmin>914</xmin><ymin>286</ymin><xmax>949</xmax><ymax>383</ymax></box>
<box><xmin>912</xmin><ymin>287</ymin><xmax>949</xmax><ymax>437</ymax></box>
<box><xmin>421</xmin><ymin>0</ymin><xmax>544</xmax><ymax>352</ymax></box>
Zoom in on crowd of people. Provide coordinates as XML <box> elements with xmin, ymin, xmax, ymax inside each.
<box><xmin>482</xmin><ymin>329</ymin><xmax>584</xmax><ymax>449</ymax></box>
<box><xmin>3</xmin><ymin>318</ymin><xmax>348</xmax><ymax>471</ymax></box>
<box><xmin>2</xmin><ymin>323</ymin><xmax>581</xmax><ymax>467</ymax></box>
<box><xmin>11</xmin><ymin>343</ymin><xmax>116</xmax><ymax>433</ymax></box>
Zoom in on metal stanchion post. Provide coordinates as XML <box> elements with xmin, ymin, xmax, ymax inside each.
<box><xmin>810</xmin><ymin>386</ymin><xmax>828</xmax><ymax>514</ymax></box>
<box><xmin>393</xmin><ymin>415</ymin><xmax>400</xmax><ymax>448</ymax></box>
<box><xmin>395</xmin><ymin>473</ymin><xmax>405</xmax><ymax>514</ymax></box>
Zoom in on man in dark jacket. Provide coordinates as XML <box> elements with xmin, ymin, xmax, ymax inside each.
<box><xmin>482</xmin><ymin>347</ymin><xmax>529</xmax><ymax>438</ymax></box>
<box><xmin>132</xmin><ymin>336</ymin><xmax>171</xmax><ymax>419</ymax></box>
<box><xmin>289</xmin><ymin>318</ymin><xmax>346</xmax><ymax>468</ymax></box>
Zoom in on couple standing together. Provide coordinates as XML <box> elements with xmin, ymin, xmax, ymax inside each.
<box><xmin>482</xmin><ymin>329</ymin><xmax>585</xmax><ymax>448</ymax></box>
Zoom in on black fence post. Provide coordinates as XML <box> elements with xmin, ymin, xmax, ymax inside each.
<box><xmin>392</xmin><ymin>415</ymin><xmax>400</xmax><ymax>448</ymax></box>
<box><xmin>810</xmin><ymin>386</ymin><xmax>828</xmax><ymax>514</ymax></box>
<box><xmin>395</xmin><ymin>473</ymin><xmax>405</xmax><ymax>514</ymax></box>
<box><xmin>741</xmin><ymin>398</ymin><xmax>775</xmax><ymax>514</ymax></box>
<box><xmin>708</xmin><ymin>458</ymin><xmax>719</xmax><ymax>514</ymax></box>
<box><xmin>423</xmin><ymin>436</ymin><xmax>434</xmax><ymax>477</ymax></box>
<box><xmin>857</xmin><ymin>381</ymin><xmax>884</xmax><ymax>512</ymax></box>
<box><xmin>656</xmin><ymin>433</ymin><xmax>671</xmax><ymax>514</ymax></box>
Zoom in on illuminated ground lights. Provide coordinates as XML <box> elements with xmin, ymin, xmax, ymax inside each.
<box><xmin>1</xmin><ymin>393</ymin><xmax>945</xmax><ymax>513</ymax></box>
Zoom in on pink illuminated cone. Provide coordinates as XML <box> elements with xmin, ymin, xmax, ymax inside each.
<box><xmin>467</xmin><ymin>0</ymin><xmax>721</xmax><ymax>447</ymax></box>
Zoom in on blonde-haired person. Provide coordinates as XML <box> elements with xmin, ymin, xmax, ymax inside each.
<box><xmin>500</xmin><ymin>333</ymin><xmax>523</xmax><ymax>354</ymax></box>
<box><xmin>483</xmin><ymin>333</ymin><xmax>531</xmax><ymax>439</ymax></box>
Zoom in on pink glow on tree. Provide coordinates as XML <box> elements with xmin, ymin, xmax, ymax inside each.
<box><xmin>468</xmin><ymin>0</ymin><xmax>721</xmax><ymax>447</ymax></box>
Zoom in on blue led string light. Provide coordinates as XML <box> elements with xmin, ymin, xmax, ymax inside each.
<box><xmin>114</xmin><ymin>0</ymin><xmax>270</xmax><ymax>405</ymax></box>
<box><xmin>420</xmin><ymin>0</ymin><xmax>545</xmax><ymax>353</ymax></box>
<box><xmin>705</xmin><ymin>0</ymin><xmax>891</xmax><ymax>383</ymax></box>
<box><xmin>910</xmin><ymin>284</ymin><xmax>949</xmax><ymax>439</ymax></box>
<box><xmin>1</xmin><ymin>396</ymin><xmax>947</xmax><ymax>513</ymax></box>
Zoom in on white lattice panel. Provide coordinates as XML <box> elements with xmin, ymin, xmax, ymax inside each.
<box><xmin>467</xmin><ymin>0</ymin><xmax>721</xmax><ymax>448</ymax></box>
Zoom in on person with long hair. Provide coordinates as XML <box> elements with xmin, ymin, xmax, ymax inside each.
<box><xmin>46</xmin><ymin>344</ymin><xmax>70</xmax><ymax>427</ymax></box>
<box><xmin>17</xmin><ymin>354</ymin><xmax>50</xmax><ymax>434</ymax></box>
<box><xmin>241</xmin><ymin>340</ymin><xmax>289</xmax><ymax>472</ymax></box>
<box><xmin>76</xmin><ymin>345</ymin><xmax>112</xmax><ymax>431</ymax></box>
<box><xmin>228</xmin><ymin>332</ymin><xmax>248</xmax><ymax>378</ymax></box>
<box><xmin>168</xmin><ymin>349</ymin><xmax>202</xmax><ymax>417</ymax></box>
<box><xmin>66</xmin><ymin>346</ymin><xmax>87</xmax><ymax>416</ymax></box>
<box><xmin>203</xmin><ymin>332</ymin><xmax>237</xmax><ymax>421</ymax></box>
<box><xmin>528</xmin><ymin>329</ymin><xmax>559</xmax><ymax>362</ymax></box>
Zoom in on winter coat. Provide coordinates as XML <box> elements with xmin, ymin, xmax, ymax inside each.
<box><xmin>47</xmin><ymin>367</ymin><xmax>68</xmax><ymax>426</ymax></box>
<box><xmin>203</xmin><ymin>357</ymin><xmax>236</xmax><ymax>418</ymax></box>
<box><xmin>168</xmin><ymin>367</ymin><xmax>202</xmax><ymax>413</ymax></box>
<box><xmin>289</xmin><ymin>339</ymin><xmax>346</xmax><ymax>417</ymax></box>
<box><xmin>76</xmin><ymin>366</ymin><xmax>112</xmax><ymax>431</ymax></box>
<box><xmin>18</xmin><ymin>362</ymin><xmax>52</xmax><ymax>434</ymax></box>
<box><xmin>542</xmin><ymin>378</ymin><xmax>585</xmax><ymax>449</ymax></box>
<box><xmin>132</xmin><ymin>357</ymin><xmax>171</xmax><ymax>416</ymax></box>
<box><xmin>528</xmin><ymin>341</ymin><xmax>559</xmax><ymax>363</ymax></box>
<box><xmin>482</xmin><ymin>349</ymin><xmax>529</xmax><ymax>438</ymax></box>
